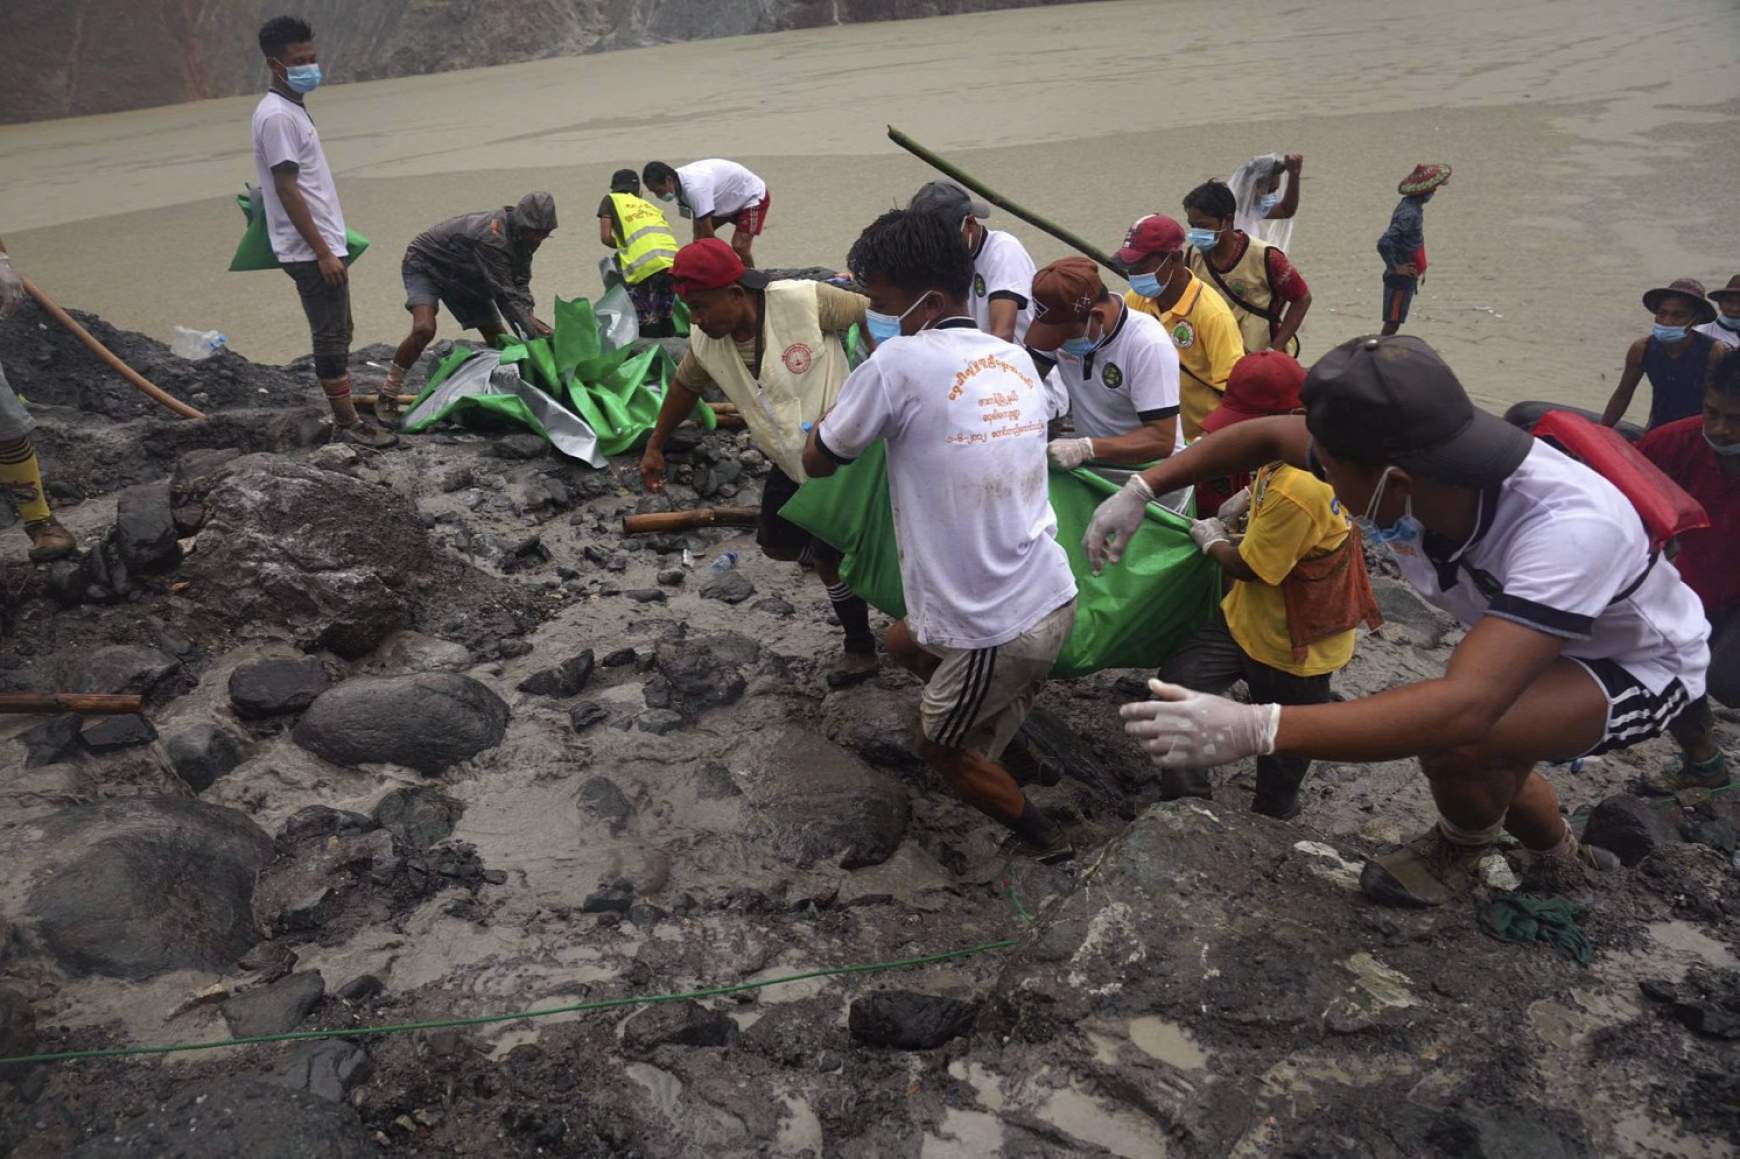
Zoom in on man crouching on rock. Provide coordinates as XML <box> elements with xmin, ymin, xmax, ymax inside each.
<box><xmin>639</xmin><ymin>239</ymin><xmax>878</xmax><ymax>686</ymax></box>
<box><xmin>1088</xmin><ymin>335</ymin><xmax>1711</xmax><ymax>906</ymax></box>
<box><xmin>802</xmin><ymin>208</ymin><xmax>1079</xmax><ymax>864</ymax></box>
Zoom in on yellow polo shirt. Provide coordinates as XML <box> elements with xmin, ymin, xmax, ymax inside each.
<box><xmin>1126</xmin><ymin>274</ymin><xmax>1245</xmax><ymax>438</ymax></box>
<box><xmin>1221</xmin><ymin>463</ymin><xmax>1357</xmax><ymax>677</ymax></box>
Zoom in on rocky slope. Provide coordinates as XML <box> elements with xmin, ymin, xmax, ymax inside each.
<box><xmin>0</xmin><ymin>302</ymin><xmax>1736</xmax><ymax>1156</ymax></box>
<box><xmin>3</xmin><ymin>0</ymin><xmax>1083</xmax><ymax>124</ymax></box>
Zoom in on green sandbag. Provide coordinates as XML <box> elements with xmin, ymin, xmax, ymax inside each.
<box><xmin>779</xmin><ymin>444</ymin><xmax>1219</xmax><ymax>678</ymax></box>
<box><xmin>228</xmin><ymin>190</ymin><xmax>370</xmax><ymax>272</ymax></box>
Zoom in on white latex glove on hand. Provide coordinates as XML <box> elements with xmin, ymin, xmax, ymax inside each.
<box><xmin>1120</xmin><ymin>679</ymin><xmax>1280</xmax><ymax>768</ymax></box>
<box><xmin>1189</xmin><ymin>516</ymin><xmax>1231</xmax><ymax>553</ymax></box>
<box><xmin>1217</xmin><ymin>486</ymin><xmax>1252</xmax><ymax>524</ymax></box>
<box><xmin>0</xmin><ymin>256</ymin><xmax>23</xmax><ymax>320</ymax></box>
<box><xmin>1082</xmin><ymin>474</ymin><xmax>1154</xmax><ymax>574</ymax></box>
<box><xmin>1048</xmin><ymin>437</ymin><xmax>1094</xmax><ymax>470</ymax></box>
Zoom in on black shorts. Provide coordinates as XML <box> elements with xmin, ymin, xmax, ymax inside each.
<box><xmin>1570</xmin><ymin>657</ymin><xmax>1693</xmax><ymax>757</ymax></box>
<box><xmin>1382</xmin><ymin>273</ymin><xmax>1417</xmax><ymax>325</ymax></box>
<box><xmin>757</xmin><ymin>465</ymin><xmax>841</xmax><ymax>566</ymax></box>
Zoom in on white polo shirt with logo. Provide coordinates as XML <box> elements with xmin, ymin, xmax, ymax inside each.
<box><xmin>676</xmin><ymin>159</ymin><xmax>767</xmax><ymax>222</ymax></box>
<box><xmin>970</xmin><ymin>229</ymin><xmax>1037</xmax><ymax>345</ymax></box>
<box><xmin>1047</xmin><ymin>302</ymin><xmax>1185</xmax><ymax>454</ymax></box>
<box><xmin>815</xmin><ymin>319</ymin><xmax>1077</xmax><ymax>650</ymax></box>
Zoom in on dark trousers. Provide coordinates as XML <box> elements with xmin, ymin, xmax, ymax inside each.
<box><xmin>1159</xmin><ymin>612</ymin><xmax>1335</xmax><ymax>796</ymax></box>
<box><xmin>283</xmin><ymin>260</ymin><xmax>354</xmax><ymax>379</ymax></box>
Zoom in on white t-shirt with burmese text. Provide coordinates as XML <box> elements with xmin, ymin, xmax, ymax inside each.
<box><xmin>816</xmin><ymin>320</ymin><xmax>1077</xmax><ymax>650</ymax></box>
<box><xmin>251</xmin><ymin>91</ymin><xmax>347</xmax><ymax>263</ymax></box>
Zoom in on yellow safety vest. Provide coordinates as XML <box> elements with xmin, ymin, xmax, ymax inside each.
<box><xmin>608</xmin><ymin>193</ymin><xmax>678</xmax><ymax>285</ymax></box>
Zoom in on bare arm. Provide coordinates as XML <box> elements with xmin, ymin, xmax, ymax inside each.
<box><xmin>1600</xmin><ymin>338</ymin><xmax>1648</xmax><ymax>427</ymax></box>
<box><xmin>1270</xmin><ymin>154</ymin><xmax>1303</xmax><ymax>220</ymax></box>
<box><xmin>1082</xmin><ymin>417</ymin><xmax>1178</xmax><ymax>466</ymax></box>
<box><xmin>986</xmin><ymin>298</ymin><xmax>1020</xmax><ymax>343</ymax></box>
<box><xmin>692</xmin><ymin>215</ymin><xmax>717</xmax><ymax>241</ymax></box>
<box><xmin>272</xmin><ymin>165</ymin><xmax>345</xmax><ymax>286</ymax></box>
<box><xmin>638</xmin><ymin>378</ymin><xmax>702</xmax><ymax>492</ymax></box>
<box><xmin>1272</xmin><ymin>290</ymin><xmax>1311</xmax><ymax>353</ymax></box>
<box><xmin>1135</xmin><ymin>414</ymin><xmax>1311</xmax><ymax>496</ymax></box>
<box><xmin>801</xmin><ymin>428</ymin><xmax>837</xmax><ymax>479</ymax></box>
<box><xmin>1205</xmin><ymin>539</ymin><xmax>1261</xmax><ymax>583</ymax></box>
<box><xmin>598</xmin><ymin>216</ymin><xmax>617</xmax><ymax>248</ymax></box>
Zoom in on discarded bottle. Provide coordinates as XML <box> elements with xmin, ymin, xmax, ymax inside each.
<box><xmin>708</xmin><ymin>550</ymin><xmax>739</xmax><ymax>574</ymax></box>
<box><xmin>171</xmin><ymin>327</ymin><xmax>227</xmax><ymax>361</ymax></box>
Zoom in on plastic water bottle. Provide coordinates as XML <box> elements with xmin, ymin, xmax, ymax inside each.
<box><xmin>708</xmin><ymin>550</ymin><xmax>739</xmax><ymax>574</ymax></box>
<box><xmin>171</xmin><ymin>327</ymin><xmax>227</xmax><ymax>361</ymax></box>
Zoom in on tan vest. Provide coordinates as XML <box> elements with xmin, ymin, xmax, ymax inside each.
<box><xmin>687</xmin><ymin>280</ymin><xmax>851</xmax><ymax>481</ymax></box>
<box><xmin>1190</xmin><ymin>236</ymin><xmax>1279</xmax><ymax>354</ymax></box>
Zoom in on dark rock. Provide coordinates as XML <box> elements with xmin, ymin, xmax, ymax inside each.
<box><xmin>278</xmin><ymin>806</ymin><xmax>375</xmax><ymax>842</ymax></box>
<box><xmin>848</xmin><ymin>990</ymin><xmax>977</xmax><ymax>1050</ymax></box>
<box><xmin>0</xmin><ymin>988</ymin><xmax>35</xmax><ymax>1080</ymax></box>
<box><xmin>637</xmin><ymin>709</ymin><xmax>685</xmax><ymax>736</ymax></box>
<box><xmin>621</xmin><ymin>1000</ymin><xmax>739</xmax><ymax>1055</ymax></box>
<box><xmin>601</xmin><ymin>647</ymin><xmax>638</xmax><ymax>667</ymax></box>
<box><xmin>280</xmin><ymin>1040</ymin><xmax>372</xmax><ymax>1102</ymax></box>
<box><xmin>169</xmin><ymin>447</ymin><xmax>243</xmax><ymax>535</ymax></box>
<box><xmin>746</xmin><ymin>727</ymin><xmax>908</xmax><ymax>869</ymax></box>
<box><xmin>1427</xmin><ymin>1107</ymin><xmax>1593</xmax><ymax>1159</ymax></box>
<box><xmin>19</xmin><ymin>714</ymin><xmax>82</xmax><ymax>768</ymax></box>
<box><xmin>70</xmin><ymin>1075</ymin><xmax>373</xmax><ymax>1158</ymax></box>
<box><xmin>335</xmin><ymin>974</ymin><xmax>385</xmax><ymax>1003</ymax></box>
<box><xmin>112</xmin><ymin>481</ymin><xmax>180</xmax><ymax>572</ymax></box>
<box><xmin>657</xmin><ymin>567</ymin><xmax>686</xmax><ymax>586</ymax></box>
<box><xmin>498</xmin><ymin>637</ymin><xmax>534</xmax><ymax>659</ymax></box>
<box><xmin>1682</xmin><ymin>817</ymin><xmax>1737</xmax><ymax>854</ymax></box>
<box><xmin>700</xmin><ymin>570</ymin><xmax>757</xmax><ymax>605</ymax></box>
<box><xmin>582</xmin><ymin>882</ymin><xmax>634</xmax><ymax>913</ymax></box>
<box><xmin>292</xmin><ymin>673</ymin><xmax>510</xmax><ymax>774</ymax></box>
<box><xmin>1640</xmin><ymin>965</ymin><xmax>1740</xmax><ymax>1040</ymax></box>
<box><xmin>433</xmin><ymin>463</ymin><xmax>472</xmax><ymax>493</ymax></box>
<box><xmin>165</xmin><ymin>724</ymin><xmax>248</xmax><ymax>792</ymax></box>
<box><xmin>13</xmin><ymin>799</ymin><xmax>272</xmax><ymax>979</ymax></box>
<box><xmin>374</xmin><ymin>786</ymin><xmax>463</xmax><ymax>850</ymax></box>
<box><xmin>652</xmin><ymin>632</ymin><xmax>756</xmax><ymax>720</ymax></box>
<box><xmin>237</xmin><ymin>940</ymin><xmax>298</xmax><ymax>982</ymax></box>
<box><xmin>228</xmin><ymin>656</ymin><xmax>332</xmax><ymax>719</ymax></box>
<box><xmin>568</xmin><ymin>701</ymin><xmax>608</xmax><ymax>732</ymax></box>
<box><xmin>365</xmin><ymin>630</ymin><xmax>474</xmax><ymax>674</ymax></box>
<box><xmin>606</xmin><ymin>553</ymin><xmax>629</xmax><ymax>572</ymax></box>
<box><xmin>517</xmin><ymin>650</ymin><xmax>595</xmax><ymax>697</ymax></box>
<box><xmin>488</xmin><ymin>433</ymin><xmax>549</xmax><ymax>460</ymax></box>
<box><xmin>80</xmin><ymin>714</ymin><xmax>157</xmax><ymax>752</ymax></box>
<box><xmin>626</xmin><ymin>588</ymin><xmax>667</xmax><ymax>604</ymax></box>
<box><xmin>1583</xmin><ymin>795</ymin><xmax>1678</xmax><ymax>866</ymax></box>
<box><xmin>752</xmin><ymin>596</ymin><xmax>795</xmax><ymax>618</ymax></box>
<box><xmin>253</xmin><ymin>831</ymin><xmax>395</xmax><ymax>933</ymax></box>
<box><xmin>691</xmin><ymin>762</ymin><xmax>742</xmax><ymax>800</ymax></box>
<box><xmin>221</xmin><ymin>971</ymin><xmax>325</xmax><ymax>1037</ymax></box>
<box><xmin>70</xmin><ymin>644</ymin><xmax>179</xmax><ymax>695</ymax></box>
<box><xmin>579</xmin><ymin>777</ymin><xmax>633</xmax><ymax>834</ymax></box>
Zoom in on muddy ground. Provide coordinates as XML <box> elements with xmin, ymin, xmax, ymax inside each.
<box><xmin>0</xmin><ymin>304</ymin><xmax>1736</xmax><ymax>1157</ymax></box>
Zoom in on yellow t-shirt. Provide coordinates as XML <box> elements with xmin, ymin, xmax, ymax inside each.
<box><xmin>1126</xmin><ymin>275</ymin><xmax>1245</xmax><ymax>438</ymax></box>
<box><xmin>1220</xmin><ymin>462</ymin><xmax>1357</xmax><ymax>677</ymax></box>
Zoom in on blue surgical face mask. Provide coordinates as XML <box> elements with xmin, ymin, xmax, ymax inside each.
<box><xmin>1259</xmin><ymin>192</ymin><xmax>1283</xmax><ymax>211</ymax></box>
<box><xmin>1717</xmin><ymin>312</ymin><xmax>1740</xmax><ymax>332</ymax></box>
<box><xmin>1186</xmin><ymin>227</ymin><xmax>1219</xmax><ymax>251</ymax></box>
<box><xmin>284</xmin><ymin>63</ymin><xmax>322</xmax><ymax>94</ymax></box>
<box><xmin>1128</xmin><ymin>271</ymin><xmax>1163</xmax><ymax>299</ymax></box>
<box><xmin>865</xmin><ymin>291</ymin><xmax>936</xmax><ymax>345</ymax></box>
<box><xmin>1060</xmin><ymin>318</ymin><xmax>1103</xmax><ymax>358</ymax></box>
<box><xmin>1352</xmin><ymin>467</ymin><xmax>1423</xmax><ymax>550</ymax></box>
<box><xmin>655</xmin><ymin>190</ymin><xmax>676</xmax><ymax>203</ymax></box>
<box><xmin>1653</xmin><ymin>323</ymin><xmax>1689</xmax><ymax>343</ymax></box>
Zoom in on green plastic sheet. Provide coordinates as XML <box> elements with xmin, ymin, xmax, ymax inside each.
<box><xmin>228</xmin><ymin>189</ymin><xmax>370</xmax><ymax>272</ymax></box>
<box><xmin>779</xmin><ymin>444</ymin><xmax>1220</xmax><ymax>677</ymax></box>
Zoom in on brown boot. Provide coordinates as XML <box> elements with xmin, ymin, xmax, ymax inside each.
<box><xmin>25</xmin><ymin>517</ymin><xmax>77</xmax><ymax>562</ymax></box>
<box><xmin>333</xmin><ymin>420</ymin><xmax>399</xmax><ymax>450</ymax></box>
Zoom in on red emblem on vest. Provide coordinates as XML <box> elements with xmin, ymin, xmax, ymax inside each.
<box><xmin>781</xmin><ymin>343</ymin><xmax>814</xmax><ymax>374</ymax></box>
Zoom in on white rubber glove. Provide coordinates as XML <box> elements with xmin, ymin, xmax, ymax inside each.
<box><xmin>1082</xmin><ymin>474</ymin><xmax>1154</xmax><ymax>574</ymax></box>
<box><xmin>1120</xmin><ymin>679</ymin><xmax>1281</xmax><ymax>768</ymax></box>
<box><xmin>1048</xmin><ymin>437</ymin><xmax>1094</xmax><ymax>470</ymax></box>
<box><xmin>0</xmin><ymin>255</ymin><xmax>23</xmax><ymax>320</ymax></box>
<box><xmin>1189</xmin><ymin>516</ymin><xmax>1231</xmax><ymax>553</ymax></box>
<box><xmin>1217</xmin><ymin>486</ymin><xmax>1252</xmax><ymax>525</ymax></box>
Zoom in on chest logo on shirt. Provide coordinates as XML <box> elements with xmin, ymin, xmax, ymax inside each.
<box><xmin>973</xmin><ymin>273</ymin><xmax>986</xmax><ymax>299</ymax></box>
<box><xmin>1100</xmin><ymin>362</ymin><xmax>1124</xmax><ymax>390</ymax></box>
<box><xmin>1171</xmin><ymin>321</ymin><xmax>1196</xmax><ymax>349</ymax></box>
<box><xmin>780</xmin><ymin>342</ymin><xmax>813</xmax><ymax>375</ymax></box>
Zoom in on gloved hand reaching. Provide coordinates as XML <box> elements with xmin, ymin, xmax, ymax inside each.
<box><xmin>1082</xmin><ymin>474</ymin><xmax>1154</xmax><ymax>574</ymax></box>
<box><xmin>1048</xmin><ymin>437</ymin><xmax>1094</xmax><ymax>470</ymax></box>
<box><xmin>1217</xmin><ymin>486</ymin><xmax>1252</xmax><ymax>525</ymax></box>
<box><xmin>1189</xmin><ymin>516</ymin><xmax>1231</xmax><ymax>553</ymax></box>
<box><xmin>0</xmin><ymin>254</ymin><xmax>23</xmax><ymax>320</ymax></box>
<box><xmin>1120</xmin><ymin>679</ymin><xmax>1281</xmax><ymax>768</ymax></box>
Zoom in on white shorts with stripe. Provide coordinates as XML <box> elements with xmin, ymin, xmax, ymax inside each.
<box><xmin>1568</xmin><ymin>656</ymin><xmax>1693</xmax><ymax>757</ymax></box>
<box><xmin>918</xmin><ymin>600</ymin><xmax>1075</xmax><ymax>760</ymax></box>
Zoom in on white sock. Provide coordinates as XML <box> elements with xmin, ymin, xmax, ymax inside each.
<box><xmin>1436</xmin><ymin>816</ymin><xmax>1503</xmax><ymax>848</ymax></box>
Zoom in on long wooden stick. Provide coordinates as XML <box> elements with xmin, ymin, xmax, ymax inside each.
<box><xmin>0</xmin><ymin>693</ymin><xmax>143</xmax><ymax>715</ymax></box>
<box><xmin>887</xmin><ymin>126</ymin><xmax>1125</xmax><ymax>276</ymax></box>
<box><xmin>622</xmin><ymin>507</ymin><xmax>759</xmax><ymax>535</ymax></box>
<box><xmin>20</xmin><ymin>276</ymin><xmax>207</xmax><ymax>420</ymax></box>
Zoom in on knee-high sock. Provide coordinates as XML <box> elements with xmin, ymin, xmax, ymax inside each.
<box><xmin>320</xmin><ymin>375</ymin><xmax>359</xmax><ymax>427</ymax></box>
<box><xmin>0</xmin><ymin>436</ymin><xmax>53</xmax><ymax>523</ymax></box>
<box><xmin>826</xmin><ymin>580</ymin><xmax>874</xmax><ymax>652</ymax></box>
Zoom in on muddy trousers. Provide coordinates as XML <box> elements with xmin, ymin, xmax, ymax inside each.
<box><xmin>283</xmin><ymin>260</ymin><xmax>359</xmax><ymax>425</ymax></box>
<box><xmin>1158</xmin><ymin>612</ymin><xmax>1335</xmax><ymax>816</ymax></box>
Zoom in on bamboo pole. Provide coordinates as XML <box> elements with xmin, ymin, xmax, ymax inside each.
<box><xmin>887</xmin><ymin>126</ymin><xmax>1125</xmax><ymax>277</ymax></box>
<box><xmin>622</xmin><ymin>507</ymin><xmax>760</xmax><ymax>535</ymax></box>
<box><xmin>0</xmin><ymin>693</ymin><xmax>143</xmax><ymax>715</ymax></box>
<box><xmin>21</xmin><ymin>276</ymin><xmax>207</xmax><ymax>420</ymax></box>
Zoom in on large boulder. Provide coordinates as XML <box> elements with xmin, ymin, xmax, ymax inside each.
<box><xmin>4</xmin><ymin>798</ymin><xmax>272</xmax><ymax>979</ymax></box>
<box><xmin>68</xmin><ymin>644</ymin><xmax>179</xmax><ymax>695</ymax></box>
<box><xmin>71</xmin><ymin>1076</ymin><xmax>373</xmax><ymax>1158</ymax></box>
<box><xmin>180</xmin><ymin>453</ymin><xmax>433</xmax><ymax>658</ymax></box>
<box><xmin>292</xmin><ymin>673</ymin><xmax>509</xmax><ymax>773</ymax></box>
<box><xmin>739</xmin><ymin>726</ymin><xmax>909</xmax><ymax>869</ymax></box>
<box><xmin>228</xmin><ymin>656</ymin><xmax>331</xmax><ymax>719</ymax></box>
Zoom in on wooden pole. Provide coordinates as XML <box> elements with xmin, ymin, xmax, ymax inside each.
<box><xmin>20</xmin><ymin>276</ymin><xmax>207</xmax><ymax>420</ymax></box>
<box><xmin>887</xmin><ymin>126</ymin><xmax>1126</xmax><ymax>277</ymax></box>
<box><xmin>0</xmin><ymin>693</ymin><xmax>143</xmax><ymax>715</ymax></box>
<box><xmin>622</xmin><ymin>507</ymin><xmax>760</xmax><ymax>535</ymax></box>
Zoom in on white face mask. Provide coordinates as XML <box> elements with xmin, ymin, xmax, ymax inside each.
<box><xmin>1706</xmin><ymin>430</ymin><xmax>1740</xmax><ymax>457</ymax></box>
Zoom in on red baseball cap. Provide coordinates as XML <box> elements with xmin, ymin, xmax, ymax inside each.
<box><xmin>1201</xmin><ymin>350</ymin><xmax>1307</xmax><ymax>434</ymax></box>
<box><xmin>1114</xmin><ymin>214</ymin><xmax>1186</xmax><ymax>266</ymax></box>
<box><xmin>671</xmin><ymin>238</ymin><xmax>769</xmax><ymax>299</ymax></box>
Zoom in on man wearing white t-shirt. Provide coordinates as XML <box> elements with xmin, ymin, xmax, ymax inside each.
<box><xmin>909</xmin><ymin>180</ymin><xmax>1036</xmax><ymax>345</ymax></box>
<box><xmin>1025</xmin><ymin>257</ymin><xmax>1183</xmax><ymax>469</ymax></box>
<box><xmin>1091</xmin><ymin>335</ymin><xmax>1711</xmax><ymax>908</ymax></box>
<box><xmin>642</xmin><ymin>159</ymin><xmax>770</xmax><ymax>267</ymax></box>
<box><xmin>803</xmin><ymin>208</ymin><xmax>1078</xmax><ymax>863</ymax></box>
<box><xmin>250</xmin><ymin>16</ymin><xmax>393</xmax><ymax>448</ymax></box>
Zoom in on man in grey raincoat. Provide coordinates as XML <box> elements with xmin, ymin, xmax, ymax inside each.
<box><xmin>382</xmin><ymin>192</ymin><xmax>558</xmax><ymax>402</ymax></box>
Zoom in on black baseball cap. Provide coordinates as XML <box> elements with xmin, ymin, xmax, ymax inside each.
<box><xmin>910</xmin><ymin>179</ymin><xmax>991</xmax><ymax>220</ymax></box>
<box><xmin>1301</xmin><ymin>335</ymin><xmax>1531</xmax><ymax>487</ymax></box>
<box><xmin>610</xmin><ymin>168</ymin><xmax>641</xmax><ymax>194</ymax></box>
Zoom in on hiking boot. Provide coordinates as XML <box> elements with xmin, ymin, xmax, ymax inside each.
<box><xmin>1519</xmin><ymin>839</ymin><xmax>1619</xmax><ymax>897</ymax></box>
<box><xmin>1360</xmin><ymin>825</ymin><xmax>1494</xmax><ymax>908</ymax></box>
<box><xmin>332</xmin><ymin>420</ymin><xmax>399</xmax><ymax>450</ymax></box>
<box><xmin>1637</xmin><ymin>752</ymin><xmax>1730</xmax><ymax>796</ymax></box>
<box><xmin>24</xmin><ymin>518</ymin><xmax>77</xmax><ymax>562</ymax></box>
<box><xmin>1158</xmin><ymin>767</ymin><xmax>1213</xmax><ymax>802</ymax></box>
<box><xmin>1251</xmin><ymin>763</ymin><xmax>1307</xmax><ymax>821</ymax></box>
<box><xmin>1006</xmin><ymin>828</ymin><xmax>1076</xmax><ymax>865</ymax></box>
<box><xmin>825</xmin><ymin>648</ymin><xmax>879</xmax><ymax>689</ymax></box>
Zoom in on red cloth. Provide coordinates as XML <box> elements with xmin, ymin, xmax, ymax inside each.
<box><xmin>1412</xmin><ymin>245</ymin><xmax>1428</xmax><ymax>275</ymax></box>
<box><xmin>1639</xmin><ymin>416</ymin><xmax>1740</xmax><ymax>614</ymax></box>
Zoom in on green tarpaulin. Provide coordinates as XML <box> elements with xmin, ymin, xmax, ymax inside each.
<box><xmin>779</xmin><ymin>444</ymin><xmax>1220</xmax><ymax>678</ymax></box>
<box><xmin>228</xmin><ymin>188</ymin><xmax>370</xmax><ymax>272</ymax></box>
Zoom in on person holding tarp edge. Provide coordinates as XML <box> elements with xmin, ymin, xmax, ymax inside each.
<box><xmin>1087</xmin><ymin>334</ymin><xmax>1710</xmax><ymax>907</ymax></box>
